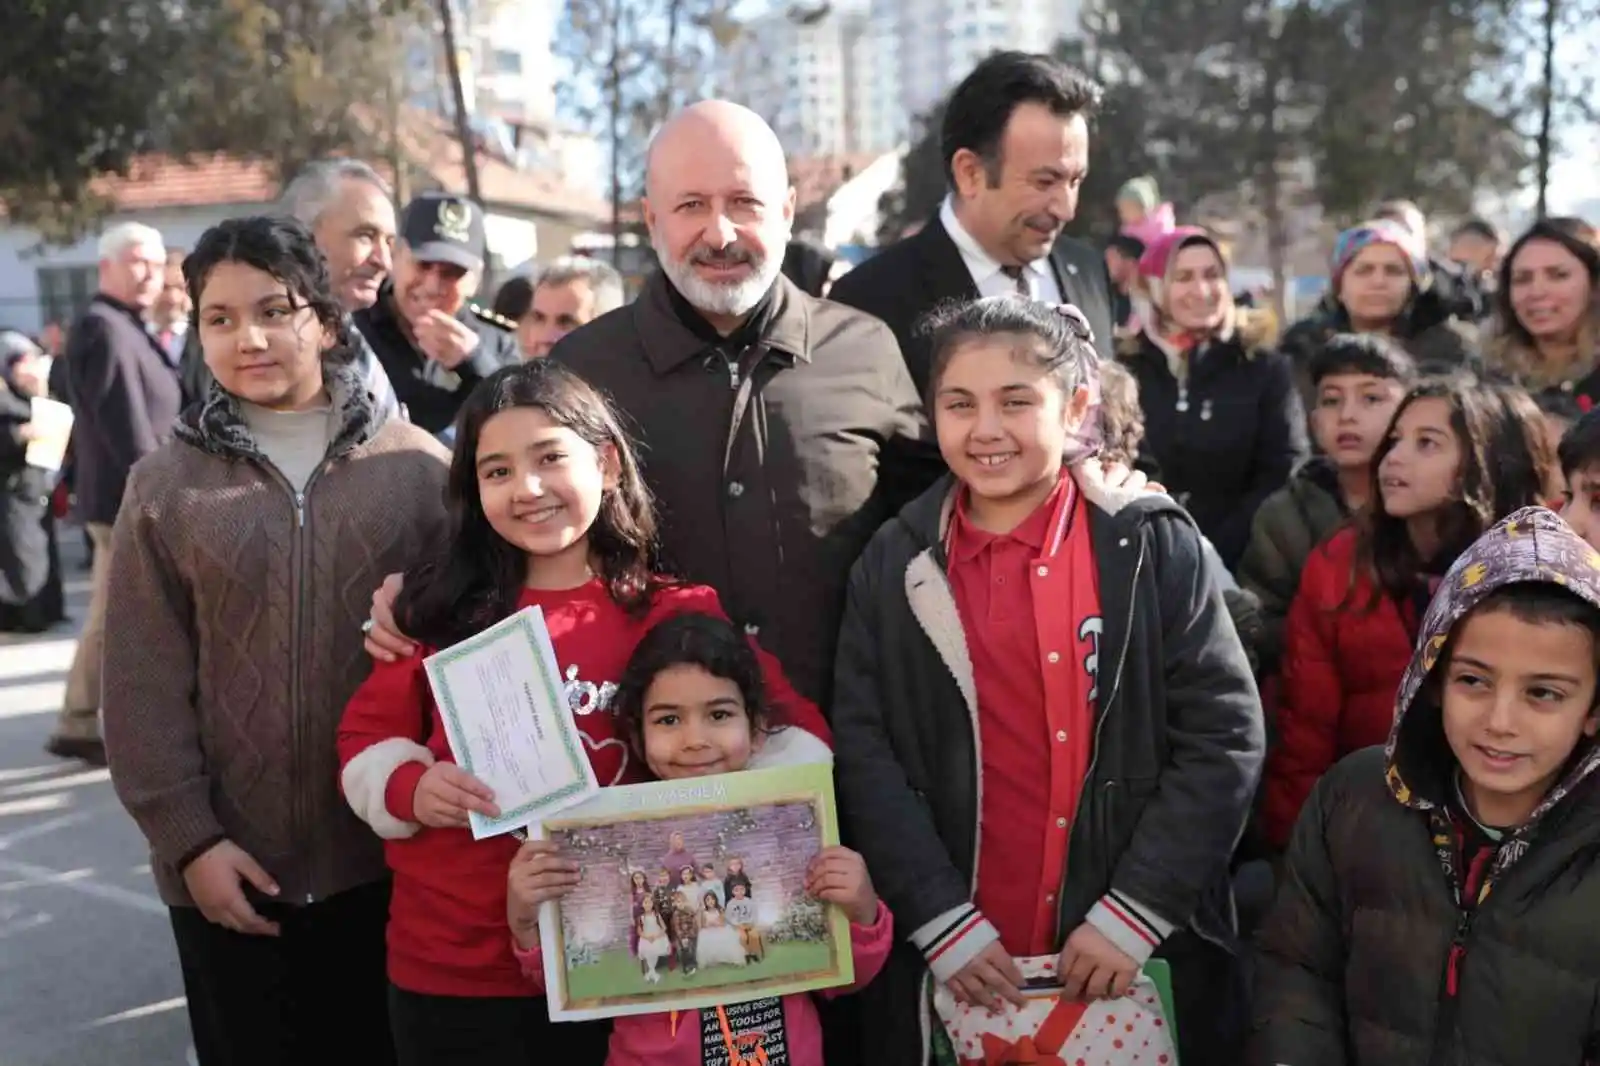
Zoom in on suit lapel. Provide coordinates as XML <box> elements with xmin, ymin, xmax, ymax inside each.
<box><xmin>1049</xmin><ymin>243</ymin><xmax>1087</xmax><ymax>306</ymax></box>
<box><xmin>916</xmin><ymin>216</ymin><xmax>981</xmax><ymax>304</ymax></box>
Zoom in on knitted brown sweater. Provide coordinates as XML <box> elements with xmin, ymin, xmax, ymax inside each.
<box><xmin>102</xmin><ymin>367</ymin><xmax>451</xmax><ymax>906</ymax></box>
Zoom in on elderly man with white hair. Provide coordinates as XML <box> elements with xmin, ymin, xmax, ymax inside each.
<box><xmin>47</xmin><ymin>221</ymin><xmax>180</xmax><ymax>765</ymax></box>
<box><xmin>180</xmin><ymin>159</ymin><xmax>402</xmax><ymax>417</ymax></box>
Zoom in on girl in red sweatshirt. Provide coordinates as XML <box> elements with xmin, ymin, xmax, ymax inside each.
<box><xmin>336</xmin><ymin>361</ymin><xmax>831</xmax><ymax>1066</ymax></box>
<box><xmin>1263</xmin><ymin>379</ymin><xmax>1553</xmax><ymax>847</ymax></box>
<box><xmin>507</xmin><ymin>612</ymin><xmax>891</xmax><ymax>1066</ymax></box>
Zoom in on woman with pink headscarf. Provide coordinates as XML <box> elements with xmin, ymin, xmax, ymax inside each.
<box><xmin>1116</xmin><ymin>226</ymin><xmax>1308</xmax><ymax>568</ymax></box>
<box><xmin>1280</xmin><ymin>219</ymin><xmax>1478</xmax><ymax>403</ymax></box>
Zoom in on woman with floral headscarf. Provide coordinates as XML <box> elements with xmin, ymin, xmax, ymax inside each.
<box><xmin>1282</xmin><ymin>219</ymin><xmax>1478</xmax><ymax>404</ymax></box>
<box><xmin>1117</xmin><ymin>226</ymin><xmax>1308</xmax><ymax>568</ymax></box>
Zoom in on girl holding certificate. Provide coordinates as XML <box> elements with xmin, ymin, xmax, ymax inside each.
<box><xmin>336</xmin><ymin>360</ymin><xmax>832</xmax><ymax>1065</ymax></box>
<box><xmin>507</xmin><ymin>613</ymin><xmax>892</xmax><ymax>1066</ymax></box>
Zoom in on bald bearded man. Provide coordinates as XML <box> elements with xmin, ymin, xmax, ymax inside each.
<box><xmin>364</xmin><ymin>104</ymin><xmax>936</xmax><ymax>692</ymax></box>
<box><xmin>544</xmin><ymin>101</ymin><xmax>939</xmax><ymax>711</ymax></box>
<box><xmin>360</xmin><ymin>105</ymin><xmax>929</xmax><ymax>1059</ymax></box>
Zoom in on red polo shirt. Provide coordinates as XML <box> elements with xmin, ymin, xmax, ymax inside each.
<box><xmin>947</xmin><ymin>475</ymin><xmax>1098</xmax><ymax>957</ymax></box>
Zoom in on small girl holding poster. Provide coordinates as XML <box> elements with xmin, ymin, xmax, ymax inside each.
<box><xmin>507</xmin><ymin>613</ymin><xmax>892</xmax><ymax>1066</ymax></box>
<box><xmin>335</xmin><ymin>362</ymin><xmax>833</xmax><ymax>1064</ymax></box>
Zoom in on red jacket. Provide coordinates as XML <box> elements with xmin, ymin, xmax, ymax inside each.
<box><xmin>336</xmin><ymin>580</ymin><xmax>832</xmax><ymax>997</ymax></box>
<box><xmin>1262</xmin><ymin>528</ymin><xmax>1416</xmax><ymax>848</ymax></box>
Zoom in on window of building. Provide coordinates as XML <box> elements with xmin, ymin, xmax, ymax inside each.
<box><xmin>492</xmin><ymin>48</ymin><xmax>522</xmax><ymax>75</ymax></box>
<box><xmin>35</xmin><ymin>266</ymin><xmax>98</xmax><ymax>328</ymax></box>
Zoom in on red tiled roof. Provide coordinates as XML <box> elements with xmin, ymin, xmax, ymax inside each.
<box><xmin>72</xmin><ymin>108</ymin><xmax>606</xmax><ymax>222</ymax></box>
<box><xmin>92</xmin><ymin>154</ymin><xmax>278</xmax><ymax>211</ymax></box>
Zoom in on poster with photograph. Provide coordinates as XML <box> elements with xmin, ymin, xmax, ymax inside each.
<box><xmin>535</xmin><ymin>763</ymin><xmax>853</xmax><ymax>1021</ymax></box>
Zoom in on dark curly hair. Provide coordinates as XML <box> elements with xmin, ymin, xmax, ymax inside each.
<box><xmin>395</xmin><ymin>359</ymin><xmax>666</xmax><ymax>647</ymax></box>
<box><xmin>612</xmin><ymin>613</ymin><xmax>776</xmax><ymax>759</ymax></box>
<box><xmin>182</xmin><ymin>215</ymin><xmax>351</xmax><ymax>353</ymax></box>
<box><xmin>1096</xmin><ymin>360</ymin><xmax>1143</xmax><ymax>466</ymax></box>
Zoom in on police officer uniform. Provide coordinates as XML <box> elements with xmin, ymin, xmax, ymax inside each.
<box><xmin>355</xmin><ymin>192</ymin><xmax>519</xmax><ymax>436</ymax></box>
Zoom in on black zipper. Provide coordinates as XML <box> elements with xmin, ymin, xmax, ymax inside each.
<box><xmin>279</xmin><ymin>459</ymin><xmax>331</xmax><ymax>904</ymax></box>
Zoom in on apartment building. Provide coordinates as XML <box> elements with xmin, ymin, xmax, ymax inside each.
<box><xmin>719</xmin><ymin>0</ymin><xmax>1084</xmax><ymax>156</ymax></box>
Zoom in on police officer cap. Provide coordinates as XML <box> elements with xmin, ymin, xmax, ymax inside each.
<box><xmin>400</xmin><ymin>191</ymin><xmax>487</xmax><ymax>274</ymax></box>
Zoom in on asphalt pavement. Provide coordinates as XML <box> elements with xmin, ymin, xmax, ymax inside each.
<box><xmin>0</xmin><ymin>529</ymin><xmax>192</xmax><ymax>1066</ymax></box>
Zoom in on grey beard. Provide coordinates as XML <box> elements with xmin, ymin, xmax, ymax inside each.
<box><xmin>655</xmin><ymin>243</ymin><xmax>781</xmax><ymax>319</ymax></box>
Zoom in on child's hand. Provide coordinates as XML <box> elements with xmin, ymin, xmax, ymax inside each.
<box><xmin>804</xmin><ymin>846</ymin><xmax>878</xmax><ymax>926</ymax></box>
<box><xmin>1057</xmin><ymin>922</ymin><xmax>1139</xmax><ymax>1001</ymax></box>
<box><xmin>949</xmin><ymin>941</ymin><xmax>1026</xmax><ymax>1011</ymax></box>
<box><xmin>412</xmin><ymin>763</ymin><xmax>499</xmax><ymax>828</ymax></box>
<box><xmin>507</xmin><ymin>840</ymin><xmax>579</xmax><ymax>949</ymax></box>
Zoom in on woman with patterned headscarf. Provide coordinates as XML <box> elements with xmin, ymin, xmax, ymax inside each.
<box><xmin>1281</xmin><ymin>219</ymin><xmax>1478</xmax><ymax>404</ymax></box>
<box><xmin>1116</xmin><ymin>226</ymin><xmax>1308</xmax><ymax>568</ymax></box>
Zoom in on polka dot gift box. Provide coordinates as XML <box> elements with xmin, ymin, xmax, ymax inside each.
<box><xmin>933</xmin><ymin>955</ymin><xmax>1178</xmax><ymax>1065</ymax></box>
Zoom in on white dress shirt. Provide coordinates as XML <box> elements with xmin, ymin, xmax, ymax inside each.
<box><xmin>939</xmin><ymin>196</ymin><xmax>1064</xmax><ymax>305</ymax></box>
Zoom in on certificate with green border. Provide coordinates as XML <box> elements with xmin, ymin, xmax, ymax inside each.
<box><xmin>536</xmin><ymin>763</ymin><xmax>855</xmax><ymax>1021</ymax></box>
<box><xmin>423</xmin><ymin>606</ymin><xmax>599</xmax><ymax>838</ymax></box>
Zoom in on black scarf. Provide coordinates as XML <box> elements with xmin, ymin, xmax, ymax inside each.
<box><xmin>664</xmin><ymin>274</ymin><xmax>779</xmax><ymax>353</ymax></box>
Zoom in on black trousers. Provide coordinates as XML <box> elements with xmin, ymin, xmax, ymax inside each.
<box><xmin>170</xmin><ymin>879</ymin><xmax>394</xmax><ymax>1066</ymax></box>
<box><xmin>1164</xmin><ymin>931</ymin><xmax>1249</xmax><ymax>1066</ymax></box>
<box><xmin>388</xmin><ymin>985</ymin><xmax>611</xmax><ymax>1066</ymax></box>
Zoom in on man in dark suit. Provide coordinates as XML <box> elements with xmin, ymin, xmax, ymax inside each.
<box><xmin>831</xmin><ymin>51</ymin><xmax>1113</xmax><ymax>395</ymax></box>
<box><xmin>48</xmin><ymin>222</ymin><xmax>182</xmax><ymax>765</ymax></box>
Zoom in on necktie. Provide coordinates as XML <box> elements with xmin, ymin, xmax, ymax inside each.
<box><xmin>1001</xmin><ymin>265</ymin><xmax>1030</xmax><ymax>299</ymax></box>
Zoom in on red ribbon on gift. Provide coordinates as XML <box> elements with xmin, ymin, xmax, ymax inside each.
<box><xmin>971</xmin><ymin>999</ymin><xmax>1088</xmax><ymax>1065</ymax></box>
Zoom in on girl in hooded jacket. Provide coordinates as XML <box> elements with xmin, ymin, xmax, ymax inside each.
<box><xmin>1262</xmin><ymin>378</ymin><xmax>1554</xmax><ymax>848</ymax></box>
<box><xmin>1251</xmin><ymin>506</ymin><xmax>1600</xmax><ymax>1066</ymax></box>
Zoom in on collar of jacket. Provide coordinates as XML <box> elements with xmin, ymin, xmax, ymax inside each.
<box><xmin>174</xmin><ymin>358</ymin><xmax>382</xmax><ymax>462</ymax></box>
<box><xmin>92</xmin><ymin>291</ymin><xmax>149</xmax><ymax>325</ymax></box>
<box><xmin>897</xmin><ymin>466</ymin><xmax>1190</xmax><ymax>553</ymax></box>
<box><xmin>632</xmin><ymin>271</ymin><xmax>814</xmax><ymax>375</ymax></box>
<box><xmin>896</xmin><ymin>466</ymin><xmax>1173</xmax><ymax>791</ymax></box>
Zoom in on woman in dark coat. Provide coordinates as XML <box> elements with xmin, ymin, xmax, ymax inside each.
<box><xmin>1117</xmin><ymin>226</ymin><xmax>1308</xmax><ymax>568</ymax></box>
<box><xmin>1281</xmin><ymin>219</ymin><xmax>1479</xmax><ymax>405</ymax></box>
<box><xmin>0</xmin><ymin>331</ymin><xmax>64</xmax><ymax>633</ymax></box>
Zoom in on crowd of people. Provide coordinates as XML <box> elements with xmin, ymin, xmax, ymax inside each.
<box><xmin>7</xmin><ymin>41</ymin><xmax>1600</xmax><ymax>1066</ymax></box>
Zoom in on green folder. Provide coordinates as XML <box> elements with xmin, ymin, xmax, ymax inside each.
<box><xmin>1143</xmin><ymin>958</ymin><xmax>1180</xmax><ymax>1064</ymax></box>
